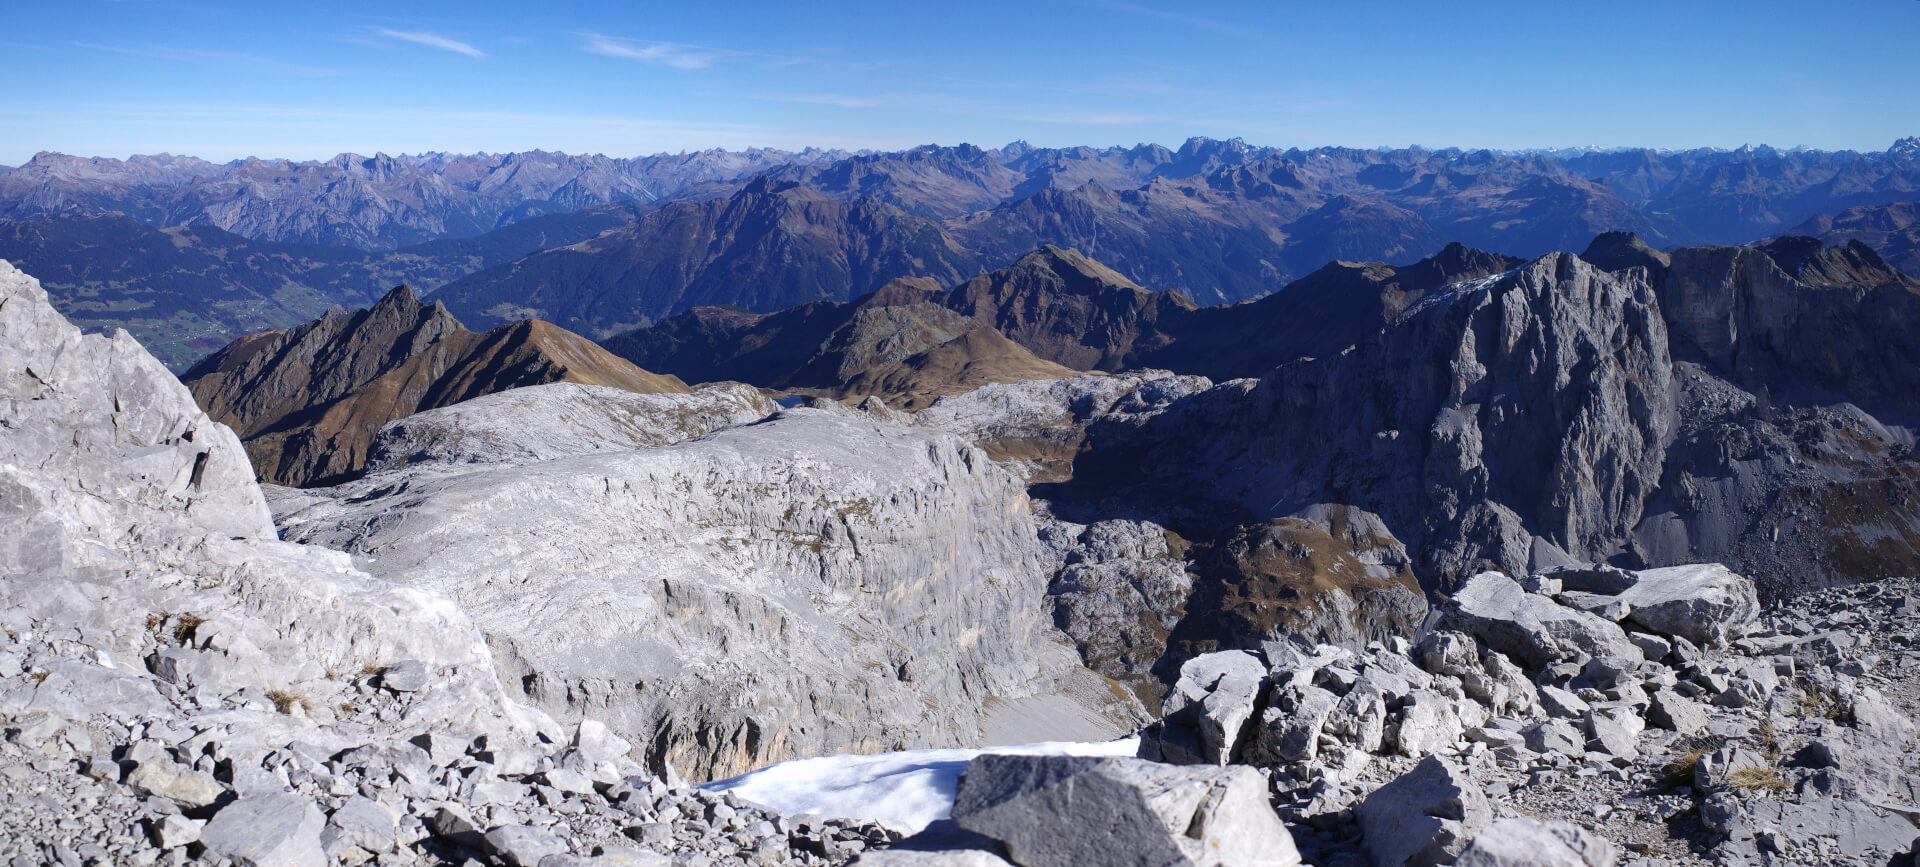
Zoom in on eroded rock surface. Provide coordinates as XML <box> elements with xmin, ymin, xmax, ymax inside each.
<box><xmin>364</xmin><ymin>380</ymin><xmax>776</xmax><ymax>471</ymax></box>
<box><xmin>275</xmin><ymin>403</ymin><xmax>1136</xmax><ymax>782</ymax></box>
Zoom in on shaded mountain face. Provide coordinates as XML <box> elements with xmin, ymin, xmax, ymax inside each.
<box><xmin>0</xmin><ymin>205</ymin><xmax>653</xmax><ymax>370</ymax></box>
<box><xmin>1788</xmin><ymin>201</ymin><xmax>1920</xmax><ymax>277</ymax></box>
<box><xmin>432</xmin><ymin>179</ymin><xmax>984</xmax><ymax>339</ymax></box>
<box><xmin>940</xmin><ymin>245</ymin><xmax>1198</xmax><ymax>371</ymax></box>
<box><xmin>184</xmin><ymin>285</ymin><xmax>686</xmax><ymax>486</ymax></box>
<box><xmin>1137</xmin><ymin>242</ymin><xmax>1526</xmax><ymax>380</ymax></box>
<box><xmin>0</xmin><ymin>148</ymin><xmax>843</xmax><ymax>249</ymax></box>
<box><xmin>1049</xmin><ymin>237</ymin><xmax>1920</xmax><ymax>599</ymax></box>
<box><xmin>605</xmin><ymin>274</ymin><xmax>1076</xmax><ymax>408</ymax></box>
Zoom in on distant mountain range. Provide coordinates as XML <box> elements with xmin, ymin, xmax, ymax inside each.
<box><xmin>7</xmin><ymin>137</ymin><xmax>1920</xmax><ymax>370</ymax></box>
<box><xmin>0</xmin><ymin>148</ymin><xmax>843</xmax><ymax>249</ymax></box>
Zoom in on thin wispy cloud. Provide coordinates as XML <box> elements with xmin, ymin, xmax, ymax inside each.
<box><xmin>584</xmin><ymin>34</ymin><xmax>724</xmax><ymax>70</ymax></box>
<box><xmin>372</xmin><ymin>28</ymin><xmax>484</xmax><ymax>58</ymax></box>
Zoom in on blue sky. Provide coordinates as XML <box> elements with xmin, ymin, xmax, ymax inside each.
<box><xmin>4</xmin><ymin>0</ymin><xmax>1918</xmax><ymax>164</ymax></box>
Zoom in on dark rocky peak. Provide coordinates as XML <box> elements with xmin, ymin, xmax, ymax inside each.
<box><xmin>1580</xmin><ymin>231</ymin><xmax>1672</xmax><ymax>273</ymax></box>
<box><xmin>1065</xmin><ymin>179</ymin><xmax>1124</xmax><ymax>205</ymax></box>
<box><xmin>1890</xmin><ymin>136</ymin><xmax>1920</xmax><ymax>160</ymax></box>
<box><xmin>975</xmin><ymin>245</ymin><xmax>1151</xmax><ymax>297</ymax></box>
<box><xmin>351</xmin><ymin>283</ymin><xmax>463</xmax><ymax>345</ymax></box>
<box><xmin>1392</xmin><ymin>241</ymin><xmax>1524</xmax><ymax>293</ymax></box>
<box><xmin>1759</xmin><ymin>235</ymin><xmax>1914</xmax><ymax>289</ymax></box>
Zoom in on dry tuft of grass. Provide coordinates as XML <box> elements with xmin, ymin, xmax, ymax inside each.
<box><xmin>173</xmin><ymin>614</ymin><xmax>207</xmax><ymax>647</ymax></box>
<box><xmin>1728</xmin><ymin>767</ymin><xmax>1791</xmax><ymax>793</ymax></box>
<box><xmin>1794</xmin><ymin>682</ymin><xmax>1844</xmax><ymax>720</ymax></box>
<box><xmin>266</xmin><ymin>689</ymin><xmax>309</xmax><ymax>715</ymax></box>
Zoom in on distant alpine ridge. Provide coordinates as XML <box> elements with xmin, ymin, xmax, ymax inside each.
<box><xmin>4</xmin><ymin>137</ymin><xmax>1919</xmax><ymax>370</ymax></box>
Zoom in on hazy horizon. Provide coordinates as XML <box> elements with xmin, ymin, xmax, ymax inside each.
<box><xmin>12</xmin><ymin>135</ymin><xmax>1920</xmax><ymax>169</ymax></box>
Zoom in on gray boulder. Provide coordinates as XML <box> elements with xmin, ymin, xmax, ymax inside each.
<box><xmin>1438</xmin><ymin>573</ymin><xmax>1637</xmax><ymax>668</ymax></box>
<box><xmin>1256</xmin><ymin>684</ymin><xmax>1340</xmax><ymax>763</ymax></box>
<box><xmin>1356</xmin><ymin>756</ymin><xmax>1491</xmax><ymax>867</ymax></box>
<box><xmin>1645</xmin><ymin>688</ymin><xmax>1708</xmax><ymax>735</ymax></box>
<box><xmin>1742</xmin><ymin>795</ymin><xmax>1920</xmax><ymax>859</ymax></box>
<box><xmin>1522</xmin><ymin>720</ymin><xmax>1585</xmax><ymax>757</ymax></box>
<box><xmin>1582</xmin><ymin>706</ymin><xmax>1643</xmax><ymax>759</ymax></box>
<box><xmin>1617</xmin><ymin>564</ymin><xmax>1759</xmax><ymax>647</ymax></box>
<box><xmin>1454</xmin><ymin>817</ymin><xmax>1617</xmax><ymax>867</ymax></box>
<box><xmin>1156</xmin><ymin>650</ymin><xmax>1268</xmax><ymax>765</ymax></box>
<box><xmin>126</xmin><ymin>757</ymin><xmax>225</xmax><ymax>809</ymax></box>
<box><xmin>199</xmin><ymin>793</ymin><xmax>327</xmax><ymax>867</ymax></box>
<box><xmin>951</xmin><ymin>754</ymin><xmax>1301</xmax><ymax>867</ymax></box>
<box><xmin>1394</xmin><ymin>689</ymin><xmax>1465</xmax><ymax>758</ymax></box>
<box><xmin>484</xmin><ymin>825</ymin><xmax>569</xmax><ymax>867</ymax></box>
<box><xmin>1438</xmin><ymin>573</ymin><xmax>1565</xmax><ymax>669</ymax></box>
<box><xmin>323</xmin><ymin>797</ymin><xmax>398</xmax><ymax>855</ymax></box>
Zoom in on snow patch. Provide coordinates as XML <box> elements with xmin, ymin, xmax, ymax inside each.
<box><xmin>700</xmin><ymin>737</ymin><xmax>1140</xmax><ymax>833</ymax></box>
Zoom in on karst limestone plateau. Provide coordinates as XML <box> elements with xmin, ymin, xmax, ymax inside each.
<box><xmin>4</xmin><ymin>239</ymin><xmax>1920</xmax><ymax>867</ymax></box>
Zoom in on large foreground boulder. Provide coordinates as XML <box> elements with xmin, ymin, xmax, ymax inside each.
<box><xmin>951</xmin><ymin>754</ymin><xmax>1300</xmax><ymax>867</ymax></box>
